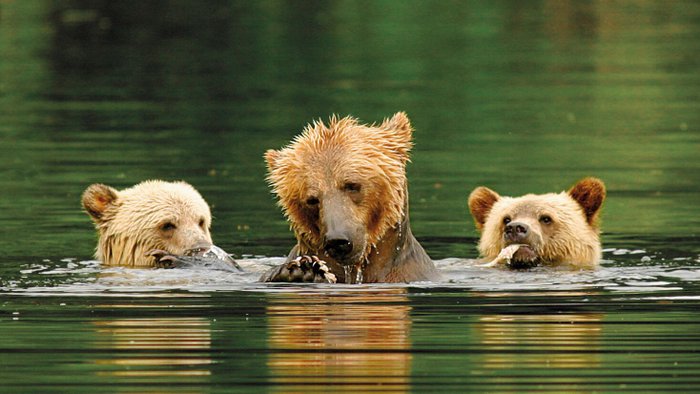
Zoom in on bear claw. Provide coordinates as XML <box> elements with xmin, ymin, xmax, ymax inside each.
<box><xmin>272</xmin><ymin>255</ymin><xmax>337</xmax><ymax>284</ymax></box>
<box><xmin>148</xmin><ymin>249</ymin><xmax>178</xmax><ymax>268</ymax></box>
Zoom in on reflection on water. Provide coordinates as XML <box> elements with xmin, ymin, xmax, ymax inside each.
<box><xmin>266</xmin><ymin>289</ymin><xmax>411</xmax><ymax>392</ymax></box>
<box><xmin>465</xmin><ymin>312</ymin><xmax>604</xmax><ymax>392</ymax></box>
<box><xmin>93</xmin><ymin>310</ymin><xmax>212</xmax><ymax>380</ymax></box>
<box><xmin>1</xmin><ymin>261</ymin><xmax>700</xmax><ymax>391</ymax></box>
<box><xmin>476</xmin><ymin>313</ymin><xmax>602</xmax><ymax>371</ymax></box>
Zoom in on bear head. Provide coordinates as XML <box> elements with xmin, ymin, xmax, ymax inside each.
<box><xmin>468</xmin><ymin>178</ymin><xmax>606</xmax><ymax>268</ymax></box>
<box><xmin>82</xmin><ymin>180</ymin><xmax>213</xmax><ymax>267</ymax></box>
<box><xmin>265</xmin><ymin>112</ymin><xmax>413</xmax><ymax>267</ymax></box>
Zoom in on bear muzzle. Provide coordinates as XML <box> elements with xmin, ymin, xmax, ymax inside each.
<box><xmin>322</xmin><ymin>236</ymin><xmax>367</xmax><ymax>265</ymax></box>
<box><xmin>503</xmin><ymin>222</ymin><xmax>540</xmax><ymax>268</ymax></box>
<box><xmin>507</xmin><ymin>245</ymin><xmax>539</xmax><ymax>269</ymax></box>
<box><xmin>319</xmin><ymin>197</ymin><xmax>366</xmax><ymax>265</ymax></box>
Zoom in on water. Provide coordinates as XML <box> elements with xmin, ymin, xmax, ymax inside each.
<box><xmin>1</xmin><ymin>0</ymin><xmax>700</xmax><ymax>392</ymax></box>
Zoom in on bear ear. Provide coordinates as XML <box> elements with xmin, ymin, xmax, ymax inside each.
<box><xmin>82</xmin><ymin>184</ymin><xmax>119</xmax><ymax>223</ymax></box>
<box><xmin>265</xmin><ymin>149</ymin><xmax>282</xmax><ymax>171</ymax></box>
<box><xmin>468</xmin><ymin>186</ymin><xmax>500</xmax><ymax>230</ymax></box>
<box><xmin>381</xmin><ymin>111</ymin><xmax>412</xmax><ymax>134</ymax></box>
<box><xmin>568</xmin><ymin>177</ymin><xmax>606</xmax><ymax>225</ymax></box>
<box><xmin>379</xmin><ymin>111</ymin><xmax>414</xmax><ymax>159</ymax></box>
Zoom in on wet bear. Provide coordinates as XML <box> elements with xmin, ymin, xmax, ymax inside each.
<box><xmin>468</xmin><ymin>178</ymin><xmax>606</xmax><ymax>269</ymax></box>
<box><xmin>82</xmin><ymin>180</ymin><xmax>214</xmax><ymax>267</ymax></box>
<box><xmin>262</xmin><ymin>112</ymin><xmax>439</xmax><ymax>283</ymax></box>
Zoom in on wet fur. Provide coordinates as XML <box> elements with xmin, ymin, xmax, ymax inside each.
<box><xmin>468</xmin><ymin>178</ymin><xmax>606</xmax><ymax>269</ymax></box>
<box><xmin>82</xmin><ymin>180</ymin><xmax>213</xmax><ymax>267</ymax></box>
<box><xmin>263</xmin><ymin>112</ymin><xmax>439</xmax><ymax>283</ymax></box>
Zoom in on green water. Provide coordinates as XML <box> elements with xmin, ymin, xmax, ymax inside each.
<box><xmin>1</xmin><ymin>1</ymin><xmax>699</xmax><ymax>392</ymax></box>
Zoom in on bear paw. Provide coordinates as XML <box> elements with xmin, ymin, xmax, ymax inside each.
<box><xmin>268</xmin><ymin>255</ymin><xmax>337</xmax><ymax>283</ymax></box>
<box><xmin>148</xmin><ymin>249</ymin><xmax>190</xmax><ymax>268</ymax></box>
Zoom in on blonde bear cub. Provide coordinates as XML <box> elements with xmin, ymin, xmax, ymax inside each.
<box><xmin>468</xmin><ymin>178</ymin><xmax>606</xmax><ymax>269</ymax></box>
<box><xmin>82</xmin><ymin>180</ymin><xmax>213</xmax><ymax>267</ymax></box>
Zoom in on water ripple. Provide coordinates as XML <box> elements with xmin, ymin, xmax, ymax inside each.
<box><xmin>3</xmin><ymin>249</ymin><xmax>700</xmax><ymax>299</ymax></box>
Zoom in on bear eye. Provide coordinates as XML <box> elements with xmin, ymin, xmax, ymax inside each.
<box><xmin>199</xmin><ymin>218</ymin><xmax>206</xmax><ymax>228</ymax></box>
<box><xmin>306</xmin><ymin>196</ymin><xmax>320</xmax><ymax>206</ymax></box>
<box><xmin>502</xmin><ymin>216</ymin><xmax>511</xmax><ymax>225</ymax></box>
<box><xmin>344</xmin><ymin>182</ymin><xmax>361</xmax><ymax>193</ymax></box>
<box><xmin>161</xmin><ymin>222</ymin><xmax>177</xmax><ymax>231</ymax></box>
<box><xmin>540</xmin><ymin>215</ymin><xmax>553</xmax><ymax>224</ymax></box>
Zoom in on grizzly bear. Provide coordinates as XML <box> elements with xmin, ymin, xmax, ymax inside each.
<box><xmin>468</xmin><ymin>178</ymin><xmax>606</xmax><ymax>269</ymax></box>
<box><xmin>82</xmin><ymin>180</ymin><xmax>215</xmax><ymax>267</ymax></box>
<box><xmin>261</xmin><ymin>112</ymin><xmax>440</xmax><ymax>283</ymax></box>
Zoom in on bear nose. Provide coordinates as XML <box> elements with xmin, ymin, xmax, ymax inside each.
<box><xmin>324</xmin><ymin>238</ymin><xmax>353</xmax><ymax>259</ymax></box>
<box><xmin>504</xmin><ymin>222</ymin><xmax>529</xmax><ymax>242</ymax></box>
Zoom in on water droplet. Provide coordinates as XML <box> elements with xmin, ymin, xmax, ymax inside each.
<box><xmin>344</xmin><ymin>265</ymin><xmax>353</xmax><ymax>284</ymax></box>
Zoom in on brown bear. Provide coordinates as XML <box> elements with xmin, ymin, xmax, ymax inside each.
<box><xmin>261</xmin><ymin>112</ymin><xmax>440</xmax><ymax>283</ymax></box>
<box><xmin>468</xmin><ymin>178</ymin><xmax>606</xmax><ymax>269</ymax></box>
<box><xmin>82</xmin><ymin>180</ymin><xmax>214</xmax><ymax>267</ymax></box>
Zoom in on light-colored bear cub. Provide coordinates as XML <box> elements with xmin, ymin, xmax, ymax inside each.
<box><xmin>82</xmin><ymin>180</ymin><xmax>213</xmax><ymax>267</ymax></box>
<box><xmin>468</xmin><ymin>178</ymin><xmax>606</xmax><ymax>269</ymax></box>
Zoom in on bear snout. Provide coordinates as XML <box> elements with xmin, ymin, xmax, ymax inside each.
<box><xmin>323</xmin><ymin>238</ymin><xmax>354</xmax><ymax>261</ymax></box>
<box><xmin>504</xmin><ymin>221</ymin><xmax>529</xmax><ymax>243</ymax></box>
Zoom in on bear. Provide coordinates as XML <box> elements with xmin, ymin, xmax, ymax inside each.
<box><xmin>82</xmin><ymin>180</ymin><xmax>215</xmax><ymax>267</ymax></box>
<box><xmin>261</xmin><ymin>112</ymin><xmax>440</xmax><ymax>283</ymax></box>
<box><xmin>467</xmin><ymin>177</ymin><xmax>606</xmax><ymax>269</ymax></box>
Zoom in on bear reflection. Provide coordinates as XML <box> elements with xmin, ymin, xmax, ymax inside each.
<box><xmin>93</xmin><ymin>314</ymin><xmax>212</xmax><ymax>379</ymax></box>
<box><xmin>474</xmin><ymin>312</ymin><xmax>603</xmax><ymax>374</ymax></box>
<box><xmin>265</xmin><ymin>289</ymin><xmax>412</xmax><ymax>392</ymax></box>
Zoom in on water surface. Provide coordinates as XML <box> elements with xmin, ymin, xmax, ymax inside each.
<box><xmin>1</xmin><ymin>1</ymin><xmax>699</xmax><ymax>392</ymax></box>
